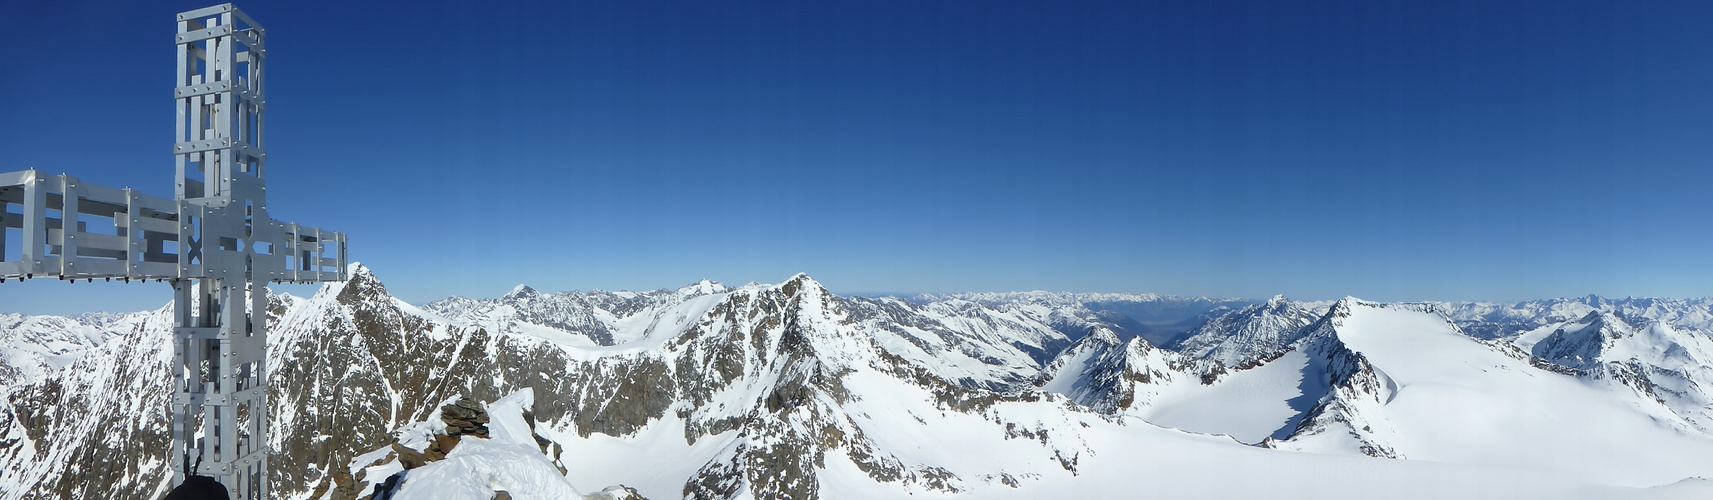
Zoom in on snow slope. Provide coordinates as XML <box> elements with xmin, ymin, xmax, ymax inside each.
<box><xmin>378</xmin><ymin>390</ymin><xmax>584</xmax><ymax>500</ymax></box>
<box><xmin>1274</xmin><ymin>300</ymin><xmax>1713</xmax><ymax>488</ymax></box>
<box><xmin>1140</xmin><ymin>350</ymin><xmax>1326</xmax><ymax>444</ymax></box>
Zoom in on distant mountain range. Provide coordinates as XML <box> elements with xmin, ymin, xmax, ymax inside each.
<box><xmin>3</xmin><ymin>265</ymin><xmax>1711</xmax><ymax>499</ymax></box>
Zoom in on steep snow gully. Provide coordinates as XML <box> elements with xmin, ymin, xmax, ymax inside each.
<box><xmin>3</xmin><ymin>264</ymin><xmax>1712</xmax><ymax>499</ymax></box>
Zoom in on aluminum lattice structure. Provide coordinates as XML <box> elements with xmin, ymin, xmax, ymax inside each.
<box><xmin>0</xmin><ymin>4</ymin><xmax>347</xmax><ymax>498</ymax></box>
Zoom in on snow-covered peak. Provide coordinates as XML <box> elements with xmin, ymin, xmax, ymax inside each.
<box><xmin>1082</xmin><ymin>326</ymin><xmax>1123</xmax><ymax>348</ymax></box>
<box><xmin>334</xmin><ymin>261</ymin><xmax>391</xmax><ymax>303</ymax></box>
<box><xmin>503</xmin><ymin>284</ymin><xmax>541</xmax><ymax>301</ymax></box>
<box><xmin>1531</xmin><ymin>312</ymin><xmax>1633</xmax><ymax>370</ymax></box>
<box><xmin>1530</xmin><ymin>309</ymin><xmax>1713</xmax><ymax>379</ymax></box>
<box><xmin>299</xmin><ymin>261</ymin><xmax>379</xmax><ymax>305</ymax></box>
<box><xmin>780</xmin><ymin>273</ymin><xmax>823</xmax><ymax>293</ymax></box>
<box><xmin>674</xmin><ymin>278</ymin><xmax>731</xmax><ymax>298</ymax></box>
<box><xmin>1036</xmin><ymin>329</ymin><xmax>1130</xmax><ymax>398</ymax></box>
<box><xmin>1173</xmin><ymin>296</ymin><xmax>1322</xmax><ymax>368</ymax></box>
<box><xmin>348</xmin><ymin>261</ymin><xmax>374</xmax><ymax>279</ymax></box>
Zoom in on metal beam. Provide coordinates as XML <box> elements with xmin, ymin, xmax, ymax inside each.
<box><xmin>176</xmin><ymin>4</ymin><xmax>236</xmax><ymax>22</ymax></box>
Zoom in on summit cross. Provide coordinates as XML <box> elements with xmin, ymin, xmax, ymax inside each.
<box><xmin>0</xmin><ymin>4</ymin><xmax>348</xmax><ymax>498</ymax></box>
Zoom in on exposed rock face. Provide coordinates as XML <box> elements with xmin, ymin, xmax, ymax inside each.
<box><xmin>269</xmin><ymin>266</ymin><xmax>509</xmax><ymax>499</ymax></box>
<box><xmin>1533</xmin><ymin>312</ymin><xmax>1632</xmax><ymax>370</ymax></box>
<box><xmin>660</xmin><ymin>276</ymin><xmax>983</xmax><ymax>499</ymax></box>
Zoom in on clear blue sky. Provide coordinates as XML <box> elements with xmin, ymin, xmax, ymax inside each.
<box><xmin>3</xmin><ymin>0</ymin><xmax>1712</xmax><ymax>314</ymax></box>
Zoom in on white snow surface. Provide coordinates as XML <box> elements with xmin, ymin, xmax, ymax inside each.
<box><xmin>1276</xmin><ymin>301</ymin><xmax>1713</xmax><ymax>487</ymax></box>
<box><xmin>373</xmin><ymin>389</ymin><xmax>584</xmax><ymax>500</ymax></box>
<box><xmin>391</xmin><ymin>437</ymin><xmax>581</xmax><ymax>500</ymax></box>
<box><xmin>1140</xmin><ymin>350</ymin><xmax>1325</xmax><ymax>443</ymax></box>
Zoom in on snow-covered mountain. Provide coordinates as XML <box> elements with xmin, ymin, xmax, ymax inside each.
<box><xmin>1439</xmin><ymin>296</ymin><xmax>1713</xmax><ymax>341</ymax></box>
<box><xmin>3</xmin><ymin>269</ymin><xmax>1713</xmax><ymax>499</ymax></box>
<box><xmin>1523</xmin><ymin>310</ymin><xmax>1713</xmax><ymax>432</ymax></box>
<box><xmin>1035</xmin><ymin>327</ymin><xmax>1225</xmax><ymax>415</ymax></box>
<box><xmin>1168</xmin><ymin>295</ymin><xmax>1327</xmax><ymax>368</ymax></box>
<box><xmin>1273</xmin><ymin>299</ymin><xmax>1713</xmax><ymax>486</ymax></box>
<box><xmin>0</xmin><ymin>292</ymin><xmax>297</xmax><ymax>499</ymax></box>
<box><xmin>1041</xmin><ymin>297</ymin><xmax>1713</xmax><ymax>486</ymax></box>
<box><xmin>910</xmin><ymin>291</ymin><xmax>1251</xmax><ymax>346</ymax></box>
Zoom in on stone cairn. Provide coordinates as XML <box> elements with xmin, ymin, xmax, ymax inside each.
<box><xmin>389</xmin><ymin>397</ymin><xmax>491</xmax><ymax>470</ymax></box>
<box><xmin>441</xmin><ymin>397</ymin><xmax>491</xmax><ymax>439</ymax></box>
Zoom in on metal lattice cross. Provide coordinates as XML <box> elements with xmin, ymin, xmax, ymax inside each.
<box><xmin>0</xmin><ymin>5</ymin><xmax>347</xmax><ymax>498</ymax></box>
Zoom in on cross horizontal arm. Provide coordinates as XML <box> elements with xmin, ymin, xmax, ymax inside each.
<box><xmin>0</xmin><ymin>170</ymin><xmax>345</xmax><ymax>283</ymax></box>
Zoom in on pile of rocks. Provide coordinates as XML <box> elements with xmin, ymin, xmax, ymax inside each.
<box><xmin>389</xmin><ymin>397</ymin><xmax>492</xmax><ymax>470</ymax></box>
<box><xmin>441</xmin><ymin>397</ymin><xmax>491</xmax><ymax>439</ymax></box>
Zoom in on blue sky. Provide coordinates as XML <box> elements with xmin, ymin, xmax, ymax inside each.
<box><xmin>3</xmin><ymin>0</ymin><xmax>1712</xmax><ymax>314</ymax></box>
